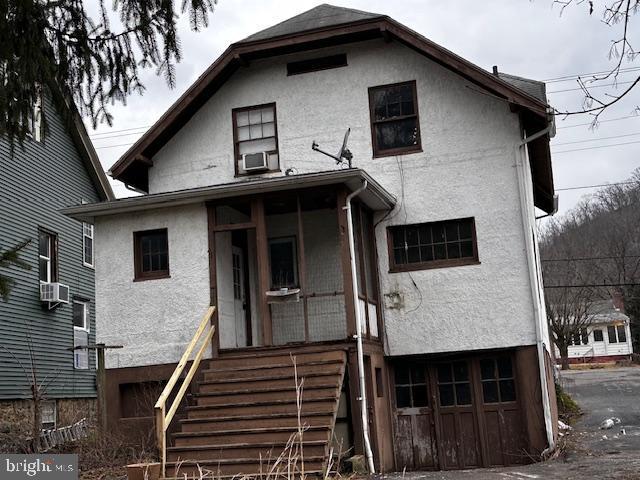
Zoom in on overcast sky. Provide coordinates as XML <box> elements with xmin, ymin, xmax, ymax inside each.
<box><xmin>88</xmin><ymin>0</ymin><xmax>640</xmax><ymax>216</ymax></box>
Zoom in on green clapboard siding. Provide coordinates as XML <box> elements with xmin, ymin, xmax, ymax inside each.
<box><xmin>0</xmin><ymin>95</ymin><xmax>102</xmax><ymax>400</ymax></box>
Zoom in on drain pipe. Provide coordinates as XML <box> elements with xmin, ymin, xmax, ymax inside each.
<box><xmin>344</xmin><ymin>179</ymin><xmax>375</xmax><ymax>474</ymax></box>
<box><xmin>516</xmin><ymin>119</ymin><xmax>556</xmax><ymax>457</ymax></box>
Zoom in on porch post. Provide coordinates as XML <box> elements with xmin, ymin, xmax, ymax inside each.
<box><xmin>253</xmin><ymin>197</ymin><xmax>273</xmax><ymax>346</ymax></box>
<box><xmin>206</xmin><ymin>203</ymin><xmax>220</xmax><ymax>357</ymax></box>
<box><xmin>337</xmin><ymin>188</ymin><xmax>357</xmax><ymax>337</ymax></box>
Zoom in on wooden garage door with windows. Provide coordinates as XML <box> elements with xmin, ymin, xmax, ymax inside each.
<box><xmin>392</xmin><ymin>352</ymin><xmax>527</xmax><ymax>471</ymax></box>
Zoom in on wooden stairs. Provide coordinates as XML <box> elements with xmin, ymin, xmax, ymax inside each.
<box><xmin>163</xmin><ymin>349</ymin><xmax>348</xmax><ymax>479</ymax></box>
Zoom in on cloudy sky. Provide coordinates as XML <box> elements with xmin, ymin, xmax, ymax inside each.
<box><xmin>88</xmin><ymin>0</ymin><xmax>640</xmax><ymax>216</ymax></box>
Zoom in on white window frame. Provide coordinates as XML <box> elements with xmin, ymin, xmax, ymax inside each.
<box><xmin>73</xmin><ymin>300</ymin><xmax>90</xmax><ymax>370</ymax></box>
<box><xmin>82</xmin><ymin>223</ymin><xmax>94</xmax><ymax>268</ymax></box>
<box><xmin>39</xmin><ymin>232</ymin><xmax>52</xmax><ymax>285</ymax></box>
<box><xmin>40</xmin><ymin>400</ymin><xmax>56</xmax><ymax>430</ymax></box>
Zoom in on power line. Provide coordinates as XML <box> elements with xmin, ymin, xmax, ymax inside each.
<box><xmin>553</xmin><ymin>139</ymin><xmax>640</xmax><ymax>154</ymax></box>
<box><xmin>548</xmin><ymin>79</ymin><xmax>635</xmax><ymax>95</ymax></box>
<box><xmin>542</xmin><ymin>66</ymin><xmax>640</xmax><ymax>83</ymax></box>
<box><xmin>555</xmin><ymin>182</ymin><xmax>637</xmax><ymax>191</ymax></box>
<box><xmin>542</xmin><ymin>255</ymin><xmax>640</xmax><ymax>262</ymax></box>
<box><xmin>553</xmin><ymin>131</ymin><xmax>640</xmax><ymax>147</ymax></box>
<box><xmin>90</xmin><ymin>125</ymin><xmax>151</xmax><ymax>138</ymax></box>
<box><xmin>556</xmin><ymin>114</ymin><xmax>640</xmax><ymax>130</ymax></box>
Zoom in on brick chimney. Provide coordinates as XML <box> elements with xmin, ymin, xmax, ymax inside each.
<box><xmin>612</xmin><ymin>290</ymin><xmax>625</xmax><ymax>313</ymax></box>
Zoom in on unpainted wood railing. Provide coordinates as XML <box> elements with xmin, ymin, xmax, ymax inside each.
<box><xmin>154</xmin><ymin>306</ymin><xmax>216</xmax><ymax>477</ymax></box>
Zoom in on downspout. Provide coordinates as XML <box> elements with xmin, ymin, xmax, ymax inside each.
<box><xmin>516</xmin><ymin>118</ymin><xmax>556</xmax><ymax>457</ymax></box>
<box><xmin>344</xmin><ymin>180</ymin><xmax>376</xmax><ymax>474</ymax></box>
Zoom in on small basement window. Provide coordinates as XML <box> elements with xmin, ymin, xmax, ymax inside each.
<box><xmin>287</xmin><ymin>54</ymin><xmax>348</xmax><ymax>75</ymax></box>
<box><xmin>233</xmin><ymin>103</ymin><xmax>279</xmax><ymax>176</ymax></box>
<box><xmin>368</xmin><ymin>80</ymin><xmax>421</xmax><ymax>157</ymax></box>
<box><xmin>40</xmin><ymin>401</ymin><xmax>56</xmax><ymax>430</ymax></box>
<box><xmin>134</xmin><ymin>229</ymin><xmax>170</xmax><ymax>281</ymax></box>
<box><xmin>388</xmin><ymin>218</ymin><xmax>478</xmax><ymax>272</ymax></box>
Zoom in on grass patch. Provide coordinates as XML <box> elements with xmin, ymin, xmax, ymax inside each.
<box><xmin>556</xmin><ymin>382</ymin><xmax>581</xmax><ymax>424</ymax></box>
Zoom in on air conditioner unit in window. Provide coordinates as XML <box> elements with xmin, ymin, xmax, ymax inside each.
<box><xmin>242</xmin><ymin>152</ymin><xmax>269</xmax><ymax>171</ymax></box>
<box><xmin>40</xmin><ymin>283</ymin><xmax>70</xmax><ymax>304</ymax></box>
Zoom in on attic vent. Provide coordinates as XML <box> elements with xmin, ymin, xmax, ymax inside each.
<box><xmin>287</xmin><ymin>54</ymin><xmax>347</xmax><ymax>76</ymax></box>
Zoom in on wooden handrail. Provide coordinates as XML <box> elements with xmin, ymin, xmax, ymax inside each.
<box><xmin>154</xmin><ymin>306</ymin><xmax>216</xmax><ymax>477</ymax></box>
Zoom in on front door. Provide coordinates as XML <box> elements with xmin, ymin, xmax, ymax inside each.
<box><xmin>232</xmin><ymin>246</ymin><xmax>247</xmax><ymax>347</ymax></box>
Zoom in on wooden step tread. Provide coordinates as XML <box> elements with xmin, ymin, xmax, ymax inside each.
<box><xmin>166</xmin><ymin>455</ymin><xmax>326</xmax><ymax>466</ymax></box>
<box><xmin>168</xmin><ymin>439</ymin><xmax>327</xmax><ymax>452</ymax></box>
<box><xmin>186</xmin><ymin>396</ymin><xmax>338</xmax><ymax>411</ymax></box>
<box><xmin>192</xmin><ymin>383</ymin><xmax>337</xmax><ymax>397</ymax></box>
<box><xmin>180</xmin><ymin>411</ymin><xmax>333</xmax><ymax>424</ymax></box>
<box><xmin>199</xmin><ymin>371</ymin><xmax>340</xmax><ymax>384</ymax></box>
<box><xmin>173</xmin><ymin>425</ymin><xmax>331</xmax><ymax>438</ymax></box>
<box><xmin>163</xmin><ymin>472</ymin><xmax>324</xmax><ymax>480</ymax></box>
<box><xmin>203</xmin><ymin>359</ymin><xmax>343</xmax><ymax>374</ymax></box>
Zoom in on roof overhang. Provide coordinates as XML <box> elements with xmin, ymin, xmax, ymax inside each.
<box><xmin>62</xmin><ymin>168</ymin><xmax>396</xmax><ymax>223</ymax></box>
<box><xmin>108</xmin><ymin>15</ymin><xmax>553</xmax><ymax>211</ymax></box>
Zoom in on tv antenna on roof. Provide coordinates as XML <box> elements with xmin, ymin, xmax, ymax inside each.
<box><xmin>312</xmin><ymin>128</ymin><xmax>353</xmax><ymax>168</ymax></box>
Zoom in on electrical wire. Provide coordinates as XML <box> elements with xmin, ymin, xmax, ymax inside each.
<box><xmin>553</xmin><ymin>131</ymin><xmax>640</xmax><ymax>147</ymax></box>
<box><xmin>556</xmin><ymin>182</ymin><xmax>636</xmax><ymax>191</ymax></box>
<box><xmin>553</xmin><ymin>139</ymin><xmax>640</xmax><ymax>154</ymax></box>
<box><xmin>542</xmin><ymin>255</ymin><xmax>640</xmax><ymax>262</ymax></box>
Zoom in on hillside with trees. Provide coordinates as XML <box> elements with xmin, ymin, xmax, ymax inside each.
<box><xmin>540</xmin><ymin>168</ymin><xmax>640</xmax><ymax>368</ymax></box>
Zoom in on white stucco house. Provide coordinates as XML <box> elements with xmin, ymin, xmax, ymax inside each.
<box><xmin>63</xmin><ymin>4</ymin><xmax>559</xmax><ymax>475</ymax></box>
<box><xmin>558</xmin><ymin>299</ymin><xmax>634</xmax><ymax>364</ymax></box>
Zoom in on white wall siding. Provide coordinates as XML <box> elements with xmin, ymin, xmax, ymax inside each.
<box><xmin>95</xmin><ymin>204</ymin><xmax>210</xmax><ymax>368</ymax></box>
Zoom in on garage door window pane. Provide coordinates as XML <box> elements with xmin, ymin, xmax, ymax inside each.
<box><xmin>396</xmin><ymin>386</ymin><xmax>411</xmax><ymax>408</ymax></box>
<box><xmin>499</xmin><ymin>380</ymin><xmax>516</xmax><ymax>402</ymax></box>
<box><xmin>482</xmin><ymin>381</ymin><xmax>499</xmax><ymax>403</ymax></box>
<box><xmin>439</xmin><ymin>384</ymin><xmax>455</xmax><ymax>406</ymax></box>
<box><xmin>455</xmin><ymin>383</ymin><xmax>472</xmax><ymax>406</ymax></box>
<box><xmin>481</xmin><ymin>357</ymin><xmax>516</xmax><ymax>404</ymax></box>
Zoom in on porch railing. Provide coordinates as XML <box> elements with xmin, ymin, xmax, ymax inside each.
<box><xmin>154</xmin><ymin>306</ymin><xmax>216</xmax><ymax>477</ymax></box>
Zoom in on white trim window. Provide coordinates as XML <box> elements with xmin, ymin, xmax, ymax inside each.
<box><xmin>40</xmin><ymin>400</ymin><xmax>56</xmax><ymax>430</ymax></box>
<box><xmin>39</xmin><ymin>230</ymin><xmax>55</xmax><ymax>284</ymax></box>
<box><xmin>82</xmin><ymin>223</ymin><xmax>94</xmax><ymax>268</ymax></box>
<box><xmin>72</xmin><ymin>300</ymin><xmax>90</xmax><ymax>369</ymax></box>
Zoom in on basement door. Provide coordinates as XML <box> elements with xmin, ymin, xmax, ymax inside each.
<box><xmin>392</xmin><ymin>354</ymin><xmax>527</xmax><ymax>471</ymax></box>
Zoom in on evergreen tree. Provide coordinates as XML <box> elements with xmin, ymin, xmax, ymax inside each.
<box><xmin>0</xmin><ymin>240</ymin><xmax>31</xmax><ymax>301</ymax></box>
<box><xmin>0</xmin><ymin>0</ymin><xmax>217</xmax><ymax>147</ymax></box>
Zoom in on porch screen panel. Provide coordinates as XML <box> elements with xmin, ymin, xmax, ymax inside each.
<box><xmin>308</xmin><ymin>295</ymin><xmax>346</xmax><ymax>341</ymax></box>
<box><xmin>272</xmin><ymin>302</ymin><xmax>305</xmax><ymax>345</ymax></box>
<box><xmin>302</xmin><ymin>209</ymin><xmax>347</xmax><ymax>342</ymax></box>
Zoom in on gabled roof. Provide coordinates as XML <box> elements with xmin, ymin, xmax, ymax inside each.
<box><xmin>109</xmin><ymin>4</ymin><xmax>554</xmax><ymax>212</ymax></box>
<box><xmin>240</xmin><ymin>4</ymin><xmax>384</xmax><ymax>43</ymax></box>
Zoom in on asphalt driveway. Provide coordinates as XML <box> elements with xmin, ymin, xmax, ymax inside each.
<box><xmin>378</xmin><ymin>366</ymin><xmax>640</xmax><ymax>480</ymax></box>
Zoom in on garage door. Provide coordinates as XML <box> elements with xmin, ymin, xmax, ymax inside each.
<box><xmin>392</xmin><ymin>353</ymin><xmax>527</xmax><ymax>471</ymax></box>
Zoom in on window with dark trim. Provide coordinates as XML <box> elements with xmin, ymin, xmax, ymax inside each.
<box><xmin>593</xmin><ymin>329</ymin><xmax>604</xmax><ymax>342</ymax></box>
<box><xmin>368</xmin><ymin>80</ymin><xmax>421</xmax><ymax>157</ymax></box>
<box><xmin>387</xmin><ymin>218</ymin><xmax>478</xmax><ymax>272</ymax></box>
<box><xmin>394</xmin><ymin>363</ymin><xmax>428</xmax><ymax>408</ymax></box>
<box><xmin>287</xmin><ymin>54</ymin><xmax>347</xmax><ymax>75</ymax></box>
<box><xmin>134</xmin><ymin>229</ymin><xmax>169</xmax><ymax>281</ymax></box>
<box><xmin>232</xmin><ymin>103</ymin><xmax>279</xmax><ymax>176</ymax></box>
<box><xmin>39</xmin><ymin>229</ymin><xmax>58</xmax><ymax>284</ymax></box>
<box><xmin>480</xmin><ymin>356</ymin><xmax>516</xmax><ymax>403</ymax></box>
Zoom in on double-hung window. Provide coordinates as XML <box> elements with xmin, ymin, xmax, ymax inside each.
<box><xmin>82</xmin><ymin>223</ymin><xmax>94</xmax><ymax>268</ymax></box>
<box><xmin>39</xmin><ymin>230</ymin><xmax>57</xmax><ymax>284</ymax></box>
<box><xmin>233</xmin><ymin>103</ymin><xmax>279</xmax><ymax>175</ymax></box>
<box><xmin>368</xmin><ymin>80</ymin><xmax>421</xmax><ymax>157</ymax></box>
<box><xmin>72</xmin><ymin>300</ymin><xmax>89</xmax><ymax>370</ymax></box>
<box><xmin>134</xmin><ymin>229</ymin><xmax>170</xmax><ymax>281</ymax></box>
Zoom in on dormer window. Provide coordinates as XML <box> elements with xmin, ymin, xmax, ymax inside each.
<box><xmin>233</xmin><ymin>103</ymin><xmax>279</xmax><ymax>176</ymax></box>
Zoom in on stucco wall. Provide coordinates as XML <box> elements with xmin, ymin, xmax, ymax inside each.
<box><xmin>95</xmin><ymin>204</ymin><xmax>210</xmax><ymax>368</ymax></box>
<box><xmin>106</xmin><ymin>38</ymin><xmax>541</xmax><ymax>363</ymax></box>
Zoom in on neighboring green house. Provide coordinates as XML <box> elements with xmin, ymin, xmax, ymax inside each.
<box><xmin>0</xmin><ymin>88</ymin><xmax>113</xmax><ymax>434</ymax></box>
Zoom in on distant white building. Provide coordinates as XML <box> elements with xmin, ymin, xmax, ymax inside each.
<box><xmin>557</xmin><ymin>299</ymin><xmax>634</xmax><ymax>364</ymax></box>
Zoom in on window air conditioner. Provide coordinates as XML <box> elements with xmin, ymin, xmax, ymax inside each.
<box><xmin>40</xmin><ymin>283</ymin><xmax>70</xmax><ymax>304</ymax></box>
<box><xmin>242</xmin><ymin>152</ymin><xmax>269</xmax><ymax>171</ymax></box>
